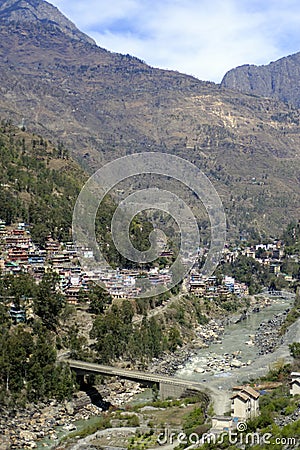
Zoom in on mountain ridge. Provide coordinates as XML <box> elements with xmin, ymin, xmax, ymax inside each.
<box><xmin>0</xmin><ymin>0</ymin><xmax>95</xmax><ymax>44</ymax></box>
<box><xmin>221</xmin><ymin>51</ymin><xmax>300</xmax><ymax>108</ymax></box>
<box><xmin>0</xmin><ymin>0</ymin><xmax>299</xmax><ymax>238</ymax></box>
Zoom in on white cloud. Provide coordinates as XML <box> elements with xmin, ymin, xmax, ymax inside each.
<box><xmin>50</xmin><ymin>0</ymin><xmax>300</xmax><ymax>82</ymax></box>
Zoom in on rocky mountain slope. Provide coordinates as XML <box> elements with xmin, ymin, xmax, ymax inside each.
<box><xmin>221</xmin><ymin>52</ymin><xmax>300</xmax><ymax>108</ymax></box>
<box><xmin>0</xmin><ymin>0</ymin><xmax>299</xmax><ymax>238</ymax></box>
<box><xmin>0</xmin><ymin>0</ymin><xmax>94</xmax><ymax>43</ymax></box>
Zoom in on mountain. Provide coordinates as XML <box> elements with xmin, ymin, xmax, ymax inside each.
<box><xmin>0</xmin><ymin>0</ymin><xmax>95</xmax><ymax>44</ymax></box>
<box><xmin>0</xmin><ymin>0</ymin><xmax>299</xmax><ymax>239</ymax></box>
<box><xmin>221</xmin><ymin>52</ymin><xmax>300</xmax><ymax>108</ymax></box>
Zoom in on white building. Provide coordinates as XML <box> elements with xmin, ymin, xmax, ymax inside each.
<box><xmin>231</xmin><ymin>386</ymin><xmax>260</xmax><ymax>420</ymax></box>
<box><xmin>211</xmin><ymin>416</ymin><xmax>234</xmax><ymax>432</ymax></box>
<box><xmin>290</xmin><ymin>372</ymin><xmax>300</xmax><ymax>396</ymax></box>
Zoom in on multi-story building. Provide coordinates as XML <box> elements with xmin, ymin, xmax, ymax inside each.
<box><xmin>231</xmin><ymin>386</ymin><xmax>260</xmax><ymax>420</ymax></box>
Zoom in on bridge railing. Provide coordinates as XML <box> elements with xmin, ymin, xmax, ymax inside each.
<box><xmin>65</xmin><ymin>359</ymin><xmax>207</xmax><ymax>390</ymax></box>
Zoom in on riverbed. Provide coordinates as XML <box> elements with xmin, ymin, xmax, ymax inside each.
<box><xmin>176</xmin><ymin>294</ymin><xmax>298</xmax><ymax>413</ymax></box>
<box><xmin>36</xmin><ymin>294</ymin><xmax>298</xmax><ymax>448</ymax></box>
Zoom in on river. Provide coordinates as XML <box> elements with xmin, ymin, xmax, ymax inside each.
<box><xmin>176</xmin><ymin>294</ymin><xmax>298</xmax><ymax>414</ymax></box>
<box><xmin>40</xmin><ymin>293</ymin><xmax>298</xmax><ymax>448</ymax></box>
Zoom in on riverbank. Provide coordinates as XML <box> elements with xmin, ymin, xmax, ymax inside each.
<box><xmin>0</xmin><ymin>292</ymin><xmax>294</xmax><ymax>449</ymax></box>
<box><xmin>148</xmin><ymin>293</ymin><xmax>276</xmax><ymax>377</ymax></box>
<box><xmin>0</xmin><ymin>393</ymin><xmax>103</xmax><ymax>450</ymax></box>
<box><xmin>254</xmin><ymin>308</ymin><xmax>290</xmax><ymax>355</ymax></box>
<box><xmin>0</xmin><ymin>380</ymin><xmax>145</xmax><ymax>450</ymax></box>
<box><xmin>176</xmin><ymin>294</ymin><xmax>299</xmax><ymax>415</ymax></box>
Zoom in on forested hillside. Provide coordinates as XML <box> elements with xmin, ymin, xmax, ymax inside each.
<box><xmin>0</xmin><ymin>120</ymin><xmax>85</xmax><ymax>245</ymax></box>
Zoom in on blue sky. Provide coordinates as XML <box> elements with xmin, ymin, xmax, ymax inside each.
<box><xmin>50</xmin><ymin>0</ymin><xmax>300</xmax><ymax>82</ymax></box>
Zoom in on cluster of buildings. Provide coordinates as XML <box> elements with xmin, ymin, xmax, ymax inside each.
<box><xmin>0</xmin><ymin>220</ymin><xmax>296</xmax><ymax>310</ymax></box>
<box><xmin>189</xmin><ymin>272</ymin><xmax>249</xmax><ymax>298</ymax></box>
<box><xmin>211</xmin><ymin>385</ymin><xmax>260</xmax><ymax>435</ymax></box>
<box><xmin>212</xmin><ymin>373</ymin><xmax>300</xmax><ymax>434</ymax></box>
<box><xmin>223</xmin><ymin>240</ymin><xmax>296</xmax><ymax>281</ymax></box>
<box><xmin>0</xmin><ymin>221</ymin><xmax>174</xmax><ymax>304</ymax></box>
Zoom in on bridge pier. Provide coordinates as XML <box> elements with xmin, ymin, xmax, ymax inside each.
<box><xmin>66</xmin><ymin>360</ymin><xmax>208</xmax><ymax>403</ymax></box>
<box><xmin>159</xmin><ymin>382</ymin><xmax>186</xmax><ymax>400</ymax></box>
<box><xmin>76</xmin><ymin>373</ymin><xmax>85</xmax><ymax>389</ymax></box>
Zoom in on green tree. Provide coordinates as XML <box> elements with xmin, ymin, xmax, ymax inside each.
<box><xmin>88</xmin><ymin>283</ymin><xmax>112</xmax><ymax>315</ymax></box>
<box><xmin>33</xmin><ymin>272</ymin><xmax>65</xmax><ymax>330</ymax></box>
<box><xmin>0</xmin><ymin>326</ymin><xmax>33</xmax><ymax>395</ymax></box>
<box><xmin>289</xmin><ymin>342</ymin><xmax>300</xmax><ymax>359</ymax></box>
<box><xmin>168</xmin><ymin>326</ymin><xmax>182</xmax><ymax>351</ymax></box>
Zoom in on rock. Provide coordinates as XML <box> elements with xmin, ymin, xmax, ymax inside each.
<box><xmin>194</xmin><ymin>368</ymin><xmax>205</xmax><ymax>373</ymax></box>
<box><xmin>63</xmin><ymin>423</ymin><xmax>77</xmax><ymax>431</ymax></box>
<box><xmin>19</xmin><ymin>431</ymin><xmax>36</xmax><ymax>441</ymax></box>
<box><xmin>0</xmin><ymin>436</ymin><xmax>10</xmax><ymax>450</ymax></box>
<box><xmin>221</xmin><ymin>51</ymin><xmax>300</xmax><ymax>108</ymax></box>
<box><xmin>140</xmin><ymin>406</ymin><xmax>162</xmax><ymax>412</ymax></box>
<box><xmin>65</xmin><ymin>401</ymin><xmax>74</xmax><ymax>416</ymax></box>
<box><xmin>231</xmin><ymin>360</ymin><xmax>243</xmax><ymax>368</ymax></box>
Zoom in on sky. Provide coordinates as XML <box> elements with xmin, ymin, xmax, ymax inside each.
<box><xmin>50</xmin><ymin>0</ymin><xmax>300</xmax><ymax>82</ymax></box>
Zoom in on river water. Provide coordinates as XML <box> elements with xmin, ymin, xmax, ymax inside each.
<box><xmin>175</xmin><ymin>295</ymin><xmax>297</xmax><ymax>413</ymax></box>
<box><xmin>177</xmin><ymin>297</ymin><xmax>292</xmax><ymax>379</ymax></box>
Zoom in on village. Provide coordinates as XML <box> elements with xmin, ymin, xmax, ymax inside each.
<box><xmin>0</xmin><ymin>218</ymin><xmax>297</xmax><ymax>322</ymax></box>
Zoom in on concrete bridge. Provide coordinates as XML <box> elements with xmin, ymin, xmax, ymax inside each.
<box><xmin>66</xmin><ymin>359</ymin><xmax>210</xmax><ymax>401</ymax></box>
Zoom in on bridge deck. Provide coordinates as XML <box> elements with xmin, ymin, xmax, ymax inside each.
<box><xmin>66</xmin><ymin>359</ymin><xmax>206</xmax><ymax>390</ymax></box>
